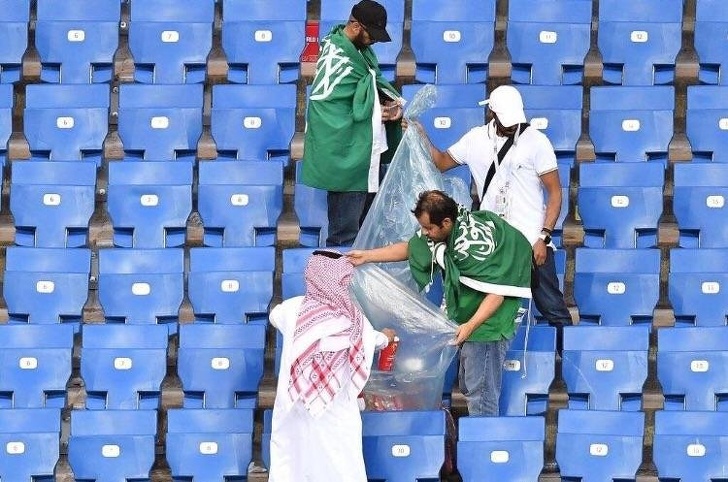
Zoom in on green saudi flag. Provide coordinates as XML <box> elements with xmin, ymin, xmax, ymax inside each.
<box><xmin>302</xmin><ymin>25</ymin><xmax>400</xmax><ymax>192</ymax></box>
<box><xmin>408</xmin><ymin>208</ymin><xmax>533</xmax><ymax>342</ymax></box>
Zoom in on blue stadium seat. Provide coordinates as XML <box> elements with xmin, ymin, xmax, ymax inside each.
<box><xmin>68</xmin><ymin>409</ymin><xmax>156</xmax><ymax>482</ymax></box>
<box><xmin>198</xmin><ymin>160</ymin><xmax>283</xmax><ymax>247</ymax></box>
<box><xmin>562</xmin><ymin>325</ymin><xmax>649</xmax><ymax>410</ymax></box>
<box><xmin>117</xmin><ymin>84</ymin><xmax>203</xmax><ymax>162</ymax></box>
<box><xmin>519</xmin><ymin>85</ymin><xmax>583</xmax><ymax>165</ymax></box>
<box><xmin>653</xmin><ymin>411</ymin><xmax>728</xmax><ymax>482</ymax></box>
<box><xmin>10</xmin><ymin>161</ymin><xmax>96</xmax><ymax>247</ymax></box>
<box><xmin>24</xmin><ymin>84</ymin><xmax>109</xmax><ymax>164</ymax></box>
<box><xmin>669</xmin><ymin>248</ymin><xmax>728</xmax><ymax>327</ymax></box>
<box><xmin>410</xmin><ymin>0</ymin><xmax>495</xmax><ymax>83</ymax></box>
<box><xmin>401</xmin><ymin>83</ymin><xmax>483</xmax><ymax>187</ymax></box>
<box><xmin>673</xmin><ymin>163</ymin><xmax>728</xmax><ymax>248</ymax></box>
<box><xmin>319</xmin><ymin>0</ymin><xmax>404</xmax><ymax>82</ymax></box>
<box><xmin>0</xmin><ymin>83</ymin><xmax>12</xmax><ymax>164</ymax></box>
<box><xmin>361</xmin><ymin>410</ymin><xmax>446</xmax><ymax>482</ymax></box>
<box><xmin>694</xmin><ymin>0</ymin><xmax>728</xmax><ymax>85</ymax></box>
<box><xmin>211</xmin><ymin>84</ymin><xmax>296</xmax><ymax>163</ymax></box>
<box><xmin>293</xmin><ymin>161</ymin><xmax>329</xmax><ymax>247</ymax></box>
<box><xmin>589</xmin><ymin>86</ymin><xmax>674</xmax><ymax>163</ymax></box>
<box><xmin>556</xmin><ymin>409</ymin><xmax>644</xmax><ymax>481</ymax></box>
<box><xmin>80</xmin><ymin>324</ymin><xmax>168</xmax><ymax>409</ymax></box>
<box><xmin>0</xmin><ymin>408</ymin><xmax>60</xmax><ymax>482</ymax></box>
<box><xmin>222</xmin><ymin>0</ymin><xmax>306</xmax><ymax>84</ymax></box>
<box><xmin>0</xmin><ymin>324</ymin><xmax>74</xmax><ymax>408</ymax></box>
<box><xmin>177</xmin><ymin>323</ymin><xmax>266</xmax><ymax>409</ymax></box>
<box><xmin>188</xmin><ymin>247</ymin><xmax>275</xmax><ymax>324</ymax></box>
<box><xmin>573</xmin><ymin>248</ymin><xmax>660</xmax><ymax>326</ymax></box>
<box><xmin>457</xmin><ymin>415</ymin><xmax>545</xmax><ymax>482</ymax></box>
<box><xmin>261</xmin><ymin>408</ymin><xmax>272</xmax><ymax>469</ymax></box>
<box><xmin>107</xmin><ymin>161</ymin><xmax>192</xmax><ymax>248</ymax></box>
<box><xmin>127</xmin><ymin>0</ymin><xmax>214</xmax><ymax>84</ymax></box>
<box><xmin>35</xmin><ymin>0</ymin><xmax>120</xmax><ymax>83</ymax></box>
<box><xmin>686</xmin><ymin>85</ymin><xmax>728</xmax><ymax>162</ymax></box>
<box><xmin>3</xmin><ymin>247</ymin><xmax>90</xmax><ymax>330</ymax></box>
<box><xmin>281</xmin><ymin>247</ymin><xmax>319</xmax><ymax>298</ymax></box>
<box><xmin>500</xmin><ymin>325</ymin><xmax>556</xmax><ymax>416</ymax></box>
<box><xmin>97</xmin><ymin>248</ymin><xmax>184</xmax><ymax>331</ymax></box>
<box><xmin>577</xmin><ymin>162</ymin><xmax>664</xmax><ymax>248</ymax></box>
<box><xmin>507</xmin><ymin>0</ymin><xmax>591</xmax><ymax>85</ymax></box>
<box><xmin>598</xmin><ymin>0</ymin><xmax>683</xmax><ymax>85</ymax></box>
<box><xmin>167</xmin><ymin>408</ymin><xmax>254</xmax><ymax>481</ymax></box>
<box><xmin>0</xmin><ymin>0</ymin><xmax>30</xmax><ymax>84</ymax></box>
<box><xmin>658</xmin><ymin>326</ymin><xmax>728</xmax><ymax>410</ymax></box>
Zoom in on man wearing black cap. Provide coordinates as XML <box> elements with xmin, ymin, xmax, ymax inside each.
<box><xmin>302</xmin><ymin>0</ymin><xmax>404</xmax><ymax>247</ymax></box>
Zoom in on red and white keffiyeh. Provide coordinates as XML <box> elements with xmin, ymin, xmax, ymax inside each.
<box><xmin>288</xmin><ymin>251</ymin><xmax>369</xmax><ymax>417</ymax></box>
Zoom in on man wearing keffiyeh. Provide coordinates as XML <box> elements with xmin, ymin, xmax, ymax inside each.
<box><xmin>348</xmin><ymin>190</ymin><xmax>532</xmax><ymax>416</ymax></box>
<box><xmin>268</xmin><ymin>250</ymin><xmax>394</xmax><ymax>482</ymax></box>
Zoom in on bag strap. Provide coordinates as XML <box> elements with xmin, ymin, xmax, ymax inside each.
<box><xmin>479</xmin><ymin>123</ymin><xmax>530</xmax><ymax>204</ymax></box>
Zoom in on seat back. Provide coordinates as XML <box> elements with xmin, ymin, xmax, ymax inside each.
<box><xmin>669</xmin><ymin>248</ymin><xmax>728</xmax><ymax>326</ymax></box>
<box><xmin>188</xmin><ymin>247</ymin><xmax>275</xmax><ymax>323</ymax></box>
<box><xmin>177</xmin><ymin>323</ymin><xmax>266</xmax><ymax>408</ymax></box>
<box><xmin>211</xmin><ymin>84</ymin><xmax>296</xmax><ymax>163</ymax></box>
<box><xmin>68</xmin><ymin>409</ymin><xmax>157</xmax><ymax>482</ymax></box>
<box><xmin>457</xmin><ymin>415</ymin><xmax>545</xmax><ymax>482</ymax></box>
<box><xmin>686</xmin><ymin>85</ymin><xmax>728</xmax><ymax>162</ymax></box>
<box><xmin>361</xmin><ymin>410</ymin><xmax>446</xmax><ymax>482</ymax></box>
<box><xmin>562</xmin><ymin>325</ymin><xmax>649</xmax><ymax>410</ymax></box>
<box><xmin>198</xmin><ymin>160</ymin><xmax>283</xmax><ymax>246</ymax></box>
<box><xmin>97</xmin><ymin>248</ymin><xmax>184</xmax><ymax>330</ymax></box>
<box><xmin>10</xmin><ymin>161</ymin><xmax>96</xmax><ymax>247</ymax></box>
<box><xmin>410</xmin><ymin>0</ymin><xmax>495</xmax><ymax>83</ymax></box>
<box><xmin>3</xmin><ymin>246</ymin><xmax>91</xmax><ymax>329</ymax></box>
<box><xmin>117</xmin><ymin>84</ymin><xmax>203</xmax><ymax>161</ymax></box>
<box><xmin>0</xmin><ymin>0</ymin><xmax>30</xmax><ymax>84</ymax></box>
<box><xmin>319</xmin><ymin>0</ymin><xmax>404</xmax><ymax>81</ymax></box>
<box><xmin>35</xmin><ymin>0</ymin><xmax>120</xmax><ymax>83</ymax></box>
<box><xmin>589</xmin><ymin>86</ymin><xmax>674</xmax><ymax>163</ymax></box>
<box><xmin>673</xmin><ymin>163</ymin><xmax>728</xmax><ymax>248</ymax></box>
<box><xmin>499</xmin><ymin>325</ymin><xmax>556</xmax><ymax>415</ymax></box>
<box><xmin>658</xmin><ymin>326</ymin><xmax>728</xmax><ymax>410</ymax></box>
<box><xmin>654</xmin><ymin>411</ymin><xmax>728</xmax><ymax>481</ymax></box>
<box><xmin>507</xmin><ymin>0</ymin><xmax>591</xmax><ymax>85</ymax></box>
<box><xmin>573</xmin><ymin>248</ymin><xmax>660</xmax><ymax>326</ymax></box>
<box><xmin>24</xmin><ymin>84</ymin><xmax>109</xmax><ymax>164</ymax></box>
<box><xmin>107</xmin><ymin>161</ymin><xmax>193</xmax><ymax>248</ymax></box>
<box><xmin>694</xmin><ymin>0</ymin><xmax>728</xmax><ymax>85</ymax></box>
<box><xmin>0</xmin><ymin>325</ymin><xmax>74</xmax><ymax>408</ymax></box>
<box><xmin>556</xmin><ymin>409</ymin><xmax>645</xmax><ymax>481</ymax></box>
<box><xmin>127</xmin><ymin>0</ymin><xmax>214</xmax><ymax>83</ymax></box>
<box><xmin>293</xmin><ymin>161</ymin><xmax>329</xmax><ymax>247</ymax></box>
<box><xmin>222</xmin><ymin>0</ymin><xmax>306</xmax><ymax>84</ymax></box>
<box><xmin>597</xmin><ymin>0</ymin><xmax>683</xmax><ymax>85</ymax></box>
<box><xmin>167</xmin><ymin>408</ymin><xmax>254</xmax><ymax>480</ymax></box>
<box><xmin>0</xmin><ymin>83</ymin><xmax>13</xmax><ymax>163</ymax></box>
<box><xmin>0</xmin><ymin>408</ymin><xmax>60</xmax><ymax>481</ymax></box>
<box><xmin>80</xmin><ymin>324</ymin><xmax>168</xmax><ymax>409</ymax></box>
<box><xmin>577</xmin><ymin>162</ymin><xmax>664</xmax><ymax>248</ymax></box>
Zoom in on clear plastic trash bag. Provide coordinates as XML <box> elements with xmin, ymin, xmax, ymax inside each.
<box><xmin>351</xmin><ymin>264</ymin><xmax>459</xmax><ymax>410</ymax></box>
<box><xmin>353</xmin><ymin>84</ymin><xmax>471</xmax><ymax>287</ymax></box>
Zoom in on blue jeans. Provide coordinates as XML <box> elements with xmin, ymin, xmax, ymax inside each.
<box><xmin>533</xmin><ymin>247</ymin><xmax>572</xmax><ymax>326</ymax></box>
<box><xmin>458</xmin><ymin>337</ymin><xmax>512</xmax><ymax>416</ymax></box>
<box><xmin>326</xmin><ymin>191</ymin><xmax>368</xmax><ymax>247</ymax></box>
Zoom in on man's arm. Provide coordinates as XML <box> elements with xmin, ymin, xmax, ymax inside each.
<box><xmin>533</xmin><ymin>169</ymin><xmax>562</xmax><ymax>266</ymax></box>
<box><xmin>452</xmin><ymin>293</ymin><xmax>505</xmax><ymax>345</ymax></box>
<box><xmin>402</xmin><ymin>119</ymin><xmax>459</xmax><ymax>172</ymax></box>
<box><xmin>347</xmin><ymin>241</ymin><xmax>409</xmax><ymax>266</ymax></box>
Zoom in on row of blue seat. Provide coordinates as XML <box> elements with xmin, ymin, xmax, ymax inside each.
<box><xmin>4</xmin><ymin>0</ymin><xmax>728</xmax><ymax>86</ymax></box>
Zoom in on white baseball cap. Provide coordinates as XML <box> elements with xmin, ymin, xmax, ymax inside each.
<box><xmin>478</xmin><ymin>85</ymin><xmax>527</xmax><ymax>127</ymax></box>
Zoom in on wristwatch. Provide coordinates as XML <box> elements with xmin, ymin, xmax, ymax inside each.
<box><xmin>538</xmin><ymin>233</ymin><xmax>551</xmax><ymax>244</ymax></box>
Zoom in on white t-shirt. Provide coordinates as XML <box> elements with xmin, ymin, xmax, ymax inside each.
<box><xmin>448</xmin><ymin>121</ymin><xmax>558</xmax><ymax>246</ymax></box>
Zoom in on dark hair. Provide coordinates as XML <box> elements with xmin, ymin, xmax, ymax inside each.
<box><xmin>411</xmin><ymin>190</ymin><xmax>458</xmax><ymax>226</ymax></box>
<box><xmin>312</xmin><ymin>250</ymin><xmax>343</xmax><ymax>259</ymax></box>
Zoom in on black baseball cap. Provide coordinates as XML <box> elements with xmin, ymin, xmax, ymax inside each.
<box><xmin>351</xmin><ymin>0</ymin><xmax>392</xmax><ymax>43</ymax></box>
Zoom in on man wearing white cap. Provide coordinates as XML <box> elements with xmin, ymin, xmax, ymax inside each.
<box><xmin>411</xmin><ymin>85</ymin><xmax>572</xmax><ymax>346</ymax></box>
